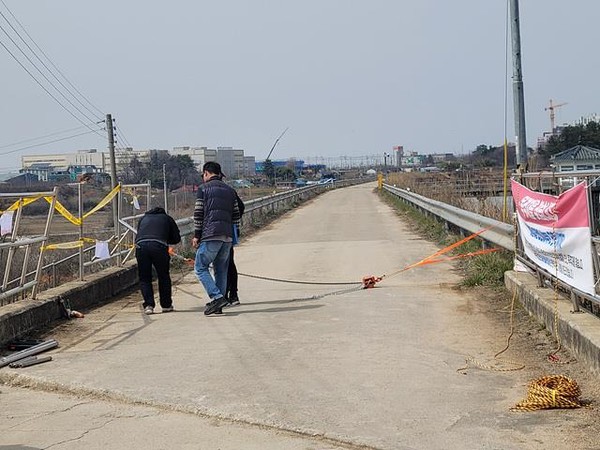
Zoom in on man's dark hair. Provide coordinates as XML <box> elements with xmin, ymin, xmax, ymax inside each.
<box><xmin>202</xmin><ymin>161</ymin><xmax>222</xmax><ymax>175</ymax></box>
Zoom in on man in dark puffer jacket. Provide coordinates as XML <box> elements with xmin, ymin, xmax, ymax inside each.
<box><xmin>193</xmin><ymin>162</ymin><xmax>240</xmax><ymax>315</ymax></box>
<box><xmin>135</xmin><ymin>206</ymin><xmax>181</xmax><ymax>315</ymax></box>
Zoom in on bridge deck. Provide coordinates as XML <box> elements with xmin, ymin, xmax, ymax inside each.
<box><xmin>2</xmin><ymin>183</ymin><xmax>599</xmax><ymax>449</ymax></box>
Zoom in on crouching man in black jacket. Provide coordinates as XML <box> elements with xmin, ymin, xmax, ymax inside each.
<box><xmin>135</xmin><ymin>207</ymin><xmax>181</xmax><ymax>315</ymax></box>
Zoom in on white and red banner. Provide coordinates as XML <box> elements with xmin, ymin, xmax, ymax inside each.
<box><xmin>511</xmin><ymin>180</ymin><xmax>595</xmax><ymax>295</ymax></box>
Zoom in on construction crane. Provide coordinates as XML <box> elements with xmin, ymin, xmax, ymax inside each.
<box><xmin>266</xmin><ymin>127</ymin><xmax>289</xmax><ymax>161</ymax></box>
<box><xmin>264</xmin><ymin>127</ymin><xmax>289</xmax><ymax>186</ymax></box>
<box><xmin>545</xmin><ymin>99</ymin><xmax>567</xmax><ymax>132</ymax></box>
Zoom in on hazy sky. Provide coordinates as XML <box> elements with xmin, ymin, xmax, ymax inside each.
<box><xmin>1</xmin><ymin>1</ymin><xmax>599</xmax><ymax>170</ymax></box>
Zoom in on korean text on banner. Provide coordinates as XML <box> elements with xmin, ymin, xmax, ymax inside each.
<box><xmin>511</xmin><ymin>180</ymin><xmax>595</xmax><ymax>295</ymax></box>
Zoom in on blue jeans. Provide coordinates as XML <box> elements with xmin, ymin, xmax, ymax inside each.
<box><xmin>194</xmin><ymin>240</ymin><xmax>232</xmax><ymax>300</ymax></box>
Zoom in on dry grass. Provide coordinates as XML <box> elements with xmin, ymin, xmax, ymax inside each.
<box><xmin>386</xmin><ymin>170</ymin><xmax>512</xmax><ymax>222</ymax></box>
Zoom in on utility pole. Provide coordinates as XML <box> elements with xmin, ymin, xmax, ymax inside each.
<box><xmin>163</xmin><ymin>163</ymin><xmax>168</xmax><ymax>213</ymax></box>
<box><xmin>106</xmin><ymin>113</ymin><xmax>118</xmax><ymax>230</ymax></box>
<box><xmin>509</xmin><ymin>0</ymin><xmax>528</xmax><ymax>171</ymax></box>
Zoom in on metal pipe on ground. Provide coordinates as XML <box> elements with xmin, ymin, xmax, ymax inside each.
<box><xmin>9</xmin><ymin>355</ymin><xmax>52</xmax><ymax>368</ymax></box>
<box><xmin>0</xmin><ymin>339</ymin><xmax>58</xmax><ymax>369</ymax></box>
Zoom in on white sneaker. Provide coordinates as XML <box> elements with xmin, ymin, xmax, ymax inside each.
<box><xmin>162</xmin><ymin>306</ymin><xmax>174</xmax><ymax>313</ymax></box>
<box><xmin>144</xmin><ymin>306</ymin><xmax>154</xmax><ymax>315</ymax></box>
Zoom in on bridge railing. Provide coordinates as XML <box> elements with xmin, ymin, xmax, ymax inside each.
<box><xmin>0</xmin><ymin>188</ymin><xmax>58</xmax><ymax>303</ymax></box>
<box><xmin>382</xmin><ymin>183</ymin><xmax>600</xmax><ymax>319</ymax></box>
<box><xmin>383</xmin><ymin>184</ymin><xmax>514</xmax><ymax>249</ymax></box>
<box><xmin>1</xmin><ymin>177</ymin><xmax>374</xmax><ymax>305</ymax></box>
<box><xmin>175</xmin><ymin>177</ymin><xmax>373</xmax><ymax>239</ymax></box>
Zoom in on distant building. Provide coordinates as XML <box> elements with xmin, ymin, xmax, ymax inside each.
<box><xmin>255</xmin><ymin>159</ymin><xmax>305</xmax><ymax>174</ymax></box>
<box><xmin>113</xmin><ymin>149</ymin><xmax>166</xmax><ymax>169</ymax></box>
<box><xmin>20</xmin><ymin>163</ymin><xmax>54</xmax><ymax>182</ymax></box>
<box><xmin>172</xmin><ymin>146</ymin><xmax>256</xmax><ymax>177</ymax></box>
<box><xmin>572</xmin><ymin>113</ymin><xmax>600</xmax><ymax>127</ymax></box>
<box><xmin>20</xmin><ymin>146</ymin><xmax>258</xmax><ymax>181</ymax></box>
<box><xmin>401</xmin><ymin>152</ymin><xmax>425</xmax><ymax>168</ymax></box>
<box><xmin>243</xmin><ymin>156</ymin><xmax>256</xmax><ymax>176</ymax></box>
<box><xmin>430</xmin><ymin>153</ymin><xmax>455</xmax><ymax>163</ymax></box>
<box><xmin>216</xmin><ymin>147</ymin><xmax>245</xmax><ymax>178</ymax></box>
<box><xmin>550</xmin><ymin>145</ymin><xmax>600</xmax><ymax>188</ymax></box>
<box><xmin>22</xmin><ymin>149</ymin><xmax>107</xmax><ymax>174</ymax></box>
<box><xmin>393</xmin><ymin>146</ymin><xmax>404</xmax><ymax>168</ymax></box>
<box><xmin>172</xmin><ymin>146</ymin><xmax>217</xmax><ymax>169</ymax></box>
<box><xmin>20</xmin><ymin>148</ymin><xmax>162</xmax><ymax>177</ymax></box>
<box><xmin>537</xmin><ymin>114</ymin><xmax>600</xmax><ymax>151</ymax></box>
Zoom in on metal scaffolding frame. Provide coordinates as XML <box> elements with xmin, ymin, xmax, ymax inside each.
<box><xmin>0</xmin><ymin>188</ymin><xmax>57</xmax><ymax>301</ymax></box>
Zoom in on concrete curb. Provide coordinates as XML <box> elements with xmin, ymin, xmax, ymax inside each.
<box><xmin>0</xmin><ymin>261</ymin><xmax>138</xmax><ymax>346</ymax></box>
<box><xmin>505</xmin><ymin>270</ymin><xmax>600</xmax><ymax>374</ymax></box>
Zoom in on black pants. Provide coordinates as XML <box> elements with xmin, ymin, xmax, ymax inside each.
<box><xmin>226</xmin><ymin>247</ymin><xmax>238</xmax><ymax>300</ymax></box>
<box><xmin>135</xmin><ymin>242</ymin><xmax>172</xmax><ymax>308</ymax></box>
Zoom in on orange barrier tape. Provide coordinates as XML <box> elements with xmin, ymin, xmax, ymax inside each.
<box><xmin>408</xmin><ymin>247</ymin><xmax>499</xmax><ymax>267</ymax></box>
<box><xmin>379</xmin><ymin>226</ymin><xmax>497</xmax><ymax>282</ymax></box>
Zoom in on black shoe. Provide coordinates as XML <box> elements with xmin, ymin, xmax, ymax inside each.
<box><xmin>206</xmin><ymin>301</ymin><xmax>223</xmax><ymax>314</ymax></box>
<box><xmin>204</xmin><ymin>297</ymin><xmax>228</xmax><ymax>316</ymax></box>
<box><xmin>223</xmin><ymin>295</ymin><xmax>240</xmax><ymax>308</ymax></box>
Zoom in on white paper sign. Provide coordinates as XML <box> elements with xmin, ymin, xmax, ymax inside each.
<box><xmin>0</xmin><ymin>211</ymin><xmax>14</xmax><ymax>236</ymax></box>
<box><xmin>94</xmin><ymin>240</ymin><xmax>111</xmax><ymax>260</ymax></box>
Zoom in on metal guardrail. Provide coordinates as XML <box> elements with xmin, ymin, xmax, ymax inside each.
<box><xmin>383</xmin><ymin>183</ymin><xmax>600</xmax><ymax>318</ymax></box>
<box><xmin>176</xmin><ymin>178</ymin><xmax>374</xmax><ymax>237</ymax></box>
<box><xmin>1</xmin><ymin>177</ymin><xmax>374</xmax><ymax>303</ymax></box>
<box><xmin>383</xmin><ymin>184</ymin><xmax>514</xmax><ymax>250</ymax></box>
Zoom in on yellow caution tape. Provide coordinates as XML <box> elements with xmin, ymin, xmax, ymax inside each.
<box><xmin>42</xmin><ymin>237</ymin><xmax>96</xmax><ymax>250</ymax></box>
<box><xmin>82</xmin><ymin>184</ymin><xmax>120</xmax><ymax>220</ymax></box>
<box><xmin>45</xmin><ymin>198</ymin><xmax>81</xmax><ymax>225</ymax></box>
<box><xmin>2</xmin><ymin>185</ymin><xmax>120</xmax><ymax>225</ymax></box>
<box><xmin>41</xmin><ymin>184</ymin><xmax>121</xmax><ymax>226</ymax></box>
<box><xmin>0</xmin><ymin>195</ymin><xmax>44</xmax><ymax>213</ymax></box>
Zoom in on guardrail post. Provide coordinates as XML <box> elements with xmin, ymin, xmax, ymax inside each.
<box><xmin>78</xmin><ymin>182</ymin><xmax>84</xmax><ymax>281</ymax></box>
<box><xmin>536</xmin><ymin>270</ymin><xmax>545</xmax><ymax>288</ymax></box>
<box><xmin>32</xmin><ymin>187</ymin><xmax>57</xmax><ymax>299</ymax></box>
<box><xmin>570</xmin><ymin>291</ymin><xmax>581</xmax><ymax>313</ymax></box>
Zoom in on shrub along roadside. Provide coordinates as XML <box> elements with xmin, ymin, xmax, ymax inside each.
<box><xmin>379</xmin><ymin>189</ymin><xmax>513</xmax><ymax>287</ymax></box>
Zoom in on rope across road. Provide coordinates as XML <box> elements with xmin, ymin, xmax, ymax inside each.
<box><xmin>171</xmin><ymin>225</ymin><xmax>589</xmax><ymax>411</ymax></box>
<box><xmin>238</xmin><ymin>272</ymin><xmax>360</xmax><ymax>286</ymax></box>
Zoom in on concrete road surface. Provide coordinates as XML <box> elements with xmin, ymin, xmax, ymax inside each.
<box><xmin>1</xmin><ymin>182</ymin><xmax>599</xmax><ymax>450</ymax></box>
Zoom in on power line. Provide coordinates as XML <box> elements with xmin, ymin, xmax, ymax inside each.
<box><xmin>1</xmin><ymin>0</ymin><xmax>105</xmax><ymax>118</ymax></box>
<box><xmin>0</xmin><ymin>128</ymin><xmax>104</xmax><ymax>156</ymax></box>
<box><xmin>0</xmin><ymin>21</ymin><xmax>100</xmax><ymax>126</ymax></box>
<box><xmin>0</xmin><ymin>7</ymin><xmax>105</xmax><ymax>139</ymax></box>
<box><xmin>0</xmin><ymin>123</ymin><xmax>102</xmax><ymax>150</ymax></box>
<box><xmin>0</xmin><ymin>4</ymin><xmax>103</xmax><ymax>122</ymax></box>
<box><xmin>113</xmin><ymin>118</ymin><xmax>133</xmax><ymax>149</ymax></box>
<box><xmin>0</xmin><ymin>4</ymin><xmax>132</xmax><ymax>157</ymax></box>
<box><xmin>0</xmin><ymin>35</ymin><xmax>103</xmax><ymax>139</ymax></box>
